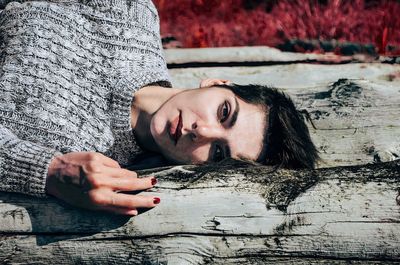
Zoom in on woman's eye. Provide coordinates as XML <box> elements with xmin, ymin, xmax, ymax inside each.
<box><xmin>219</xmin><ymin>101</ymin><xmax>230</xmax><ymax>123</ymax></box>
<box><xmin>213</xmin><ymin>145</ymin><xmax>224</xmax><ymax>162</ymax></box>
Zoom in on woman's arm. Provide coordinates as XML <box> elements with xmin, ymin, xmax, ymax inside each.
<box><xmin>0</xmin><ymin>125</ymin><xmax>61</xmax><ymax>197</ymax></box>
<box><xmin>0</xmin><ymin>125</ymin><xmax>159</xmax><ymax>215</ymax></box>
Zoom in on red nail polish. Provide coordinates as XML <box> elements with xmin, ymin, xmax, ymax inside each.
<box><xmin>151</xmin><ymin>177</ymin><xmax>157</xmax><ymax>185</ymax></box>
<box><xmin>153</xmin><ymin>197</ymin><xmax>160</xmax><ymax>204</ymax></box>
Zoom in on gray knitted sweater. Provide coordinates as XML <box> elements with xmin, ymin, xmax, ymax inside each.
<box><xmin>0</xmin><ymin>0</ymin><xmax>171</xmax><ymax>197</ymax></box>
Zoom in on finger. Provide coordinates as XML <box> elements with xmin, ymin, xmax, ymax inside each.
<box><xmin>111</xmin><ymin>192</ymin><xmax>160</xmax><ymax>209</ymax></box>
<box><xmin>101</xmin><ymin>167</ymin><xmax>138</xmax><ymax>179</ymax></box>
<box><xmin>60</xmin><ymin>152</ymin><xmax>116</xmax><ymax>166</ymax></box>
<box><xmin>90</xmin><ymin>174</ymin><xmax>156</xmax><ymax>191</ymax></box>
<box><xmin>200</xmin><ymin>78</ymin><xmax>230</xmax><ymax>88</ymax></box>
<box><xmin>96</xmin><ymin>154</ymin><xmax>121</xmax><ymax>168</ymax></box>
<box><xmin>111</xmin><ymin>176</ymin><xmax>156</xmax><ymax>191</ymax></box>
<box><xmin>48</xmin><ymin>180</ymin><xmax>95</xmax><ymax>210</ymax></box>
<box><xmin>199</xmin><ymin>78</ymin><xmax>214</xmax><ymax>88</ymax></box>
<box><xmin>99</xmin><ymin>206</ymin><xmax>138</xmax><ymax>216</ymax></box>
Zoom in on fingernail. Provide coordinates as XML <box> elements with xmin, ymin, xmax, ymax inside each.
<box><xmin>151</xmin><ymin>177</ymin><xmax>157</xmax><ymax>185</ymax></box>
<box><xmin>153</xmin><ymin>197</ymin><xmax>161</xmax><ymax>204</ymax></box>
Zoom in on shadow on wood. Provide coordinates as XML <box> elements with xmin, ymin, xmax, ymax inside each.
<box><xmin>0</xmin><ymin>192</ymin><xmax>131</xmax><ymax>245</ymax></box>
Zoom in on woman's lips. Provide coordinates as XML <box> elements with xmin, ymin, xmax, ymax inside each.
<box><xmin>169</xmin><ymin>112</ymin><xmax>183</xmax><ymax>145</ymax></box>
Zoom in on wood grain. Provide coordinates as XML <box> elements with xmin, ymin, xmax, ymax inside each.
<box><xmin>0</xmin><ymin>161</ymin><xmax>399</xmax><ymax>264</ymax></box>
<box><xmin>1</xmin><ymin>62</ymin><xmax>400</xmax><ymax>264</ymax></box>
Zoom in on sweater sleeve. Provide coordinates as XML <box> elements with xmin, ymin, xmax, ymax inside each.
<box><xmin>0</xmin><ymin>125</ymin><xmax>61</xmax><ymax>197</ymax></box>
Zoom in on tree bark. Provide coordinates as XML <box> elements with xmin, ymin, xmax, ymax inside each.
<box><xmin>0</xmin><ymin>160</ymin><xmax>399</xmax><ymax>264</ymax></box>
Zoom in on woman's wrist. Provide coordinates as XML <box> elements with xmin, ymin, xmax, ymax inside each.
<box><xmin>47</xmin><ymin>155</ymin><xmax>63</xmax><ymax>177</ymax></box>
<box><xmin>46</xmin><ymin>155</ymin><xmax>65</xmax><ymax>195</ymax></box>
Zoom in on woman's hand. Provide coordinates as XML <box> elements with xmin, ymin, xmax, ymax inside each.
<box><xmin>45</xmin><ymin>152</ymin><xmax>159</xmax><ymax>215</ymax></box>
<box><xmin>199</xmin><ymin>78</ymin><xmax>231</xmax><ymax>88</ymax></box>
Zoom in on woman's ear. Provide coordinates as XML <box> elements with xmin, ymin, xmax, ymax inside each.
<box><xmin>199</xmin><ymin>78</ymin><xmax>230</xmax><ymax>88</ymax></box>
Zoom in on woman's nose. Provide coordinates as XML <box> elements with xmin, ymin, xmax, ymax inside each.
<box><xmin>190</xmin><ymin>122</ymin><xmax>224</xmax><ymax>143</ymax></box>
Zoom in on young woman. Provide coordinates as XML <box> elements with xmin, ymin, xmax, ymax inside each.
<box><xmin>0</xmin><ymin>0</ymin><xmax>318</xmax><ymax>215</ymax></box>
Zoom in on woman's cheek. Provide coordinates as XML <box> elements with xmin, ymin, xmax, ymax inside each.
<box><xmin>185</xmin><ymin>144</ymin><xmax>209</xmax><ymax>164</ymax></box>
<box><xmin>150</xmin><ymin>110</ymin><xmax>166</xmax><ymax>138</ymax></box>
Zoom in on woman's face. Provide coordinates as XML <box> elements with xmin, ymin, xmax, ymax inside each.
<box><xmin>150</xmin><ymin>86</ymin><xmax>266</xmax><ymax>164</ymax></box>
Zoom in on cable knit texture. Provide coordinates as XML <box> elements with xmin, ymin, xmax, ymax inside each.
<box><xmin>0</xmin><ymin>0</ymin><xmax>171</xmax><ymax>197</ymax></box>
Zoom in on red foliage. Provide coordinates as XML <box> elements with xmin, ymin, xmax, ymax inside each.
<box><xmin>153</xmin><ymin>0</ymin><xmax>400</xmax><ymax>55</ymax></box>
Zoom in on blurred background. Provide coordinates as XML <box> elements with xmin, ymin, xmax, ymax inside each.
<box><xmin>153</xmin><ymin>0</ymin><xmax>400</xmax><ymax>56</ymax></box>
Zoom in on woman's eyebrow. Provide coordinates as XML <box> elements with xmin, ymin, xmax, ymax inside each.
<box><xmin>208</xmin><ymin>97</ymin><xmax>239</xmax><ymax>162</ymax></box>
<box><xmin>229</xmin><ymin>97</ymin><xmax>240</xmax><ymax>128</ymax></box>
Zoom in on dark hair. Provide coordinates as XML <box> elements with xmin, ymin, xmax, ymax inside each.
<box><xmin>217</xmin><ymin>83</ymin><xmax>319</xmax><ymax>169</ymax></box>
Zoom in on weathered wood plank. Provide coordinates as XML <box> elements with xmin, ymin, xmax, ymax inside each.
<box><xmin>1</xmin><ymin>234</ymin><xmax>400</xmax><ymax>265</ymax></box>
<box><xmin>1</xmin><ymin>62</ymin><xmax>399</xmax><ymax>263</ymax></box>
<box><xmin>169</xmin><ymin>63</ymin><xmax>400</xmax><ymax>89</ymax></box>
<box><xmin>2</xmin><ymin>235</ymin><xmax>400</xmax><ymax>264</ymax></box>
<box><xmin>170</xmin><ymin>64</ymin><xmax>400</xmax><ymax>167</ymax></box>
<box><xmin>0</xmin><ymin>161</ymin><xmax>399</xmax><ymax>264</ymax></box>
<box><xmin>164</xmin><ymin>46</ymin><xmax>377</xmax><ymax>65</ymax></box>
